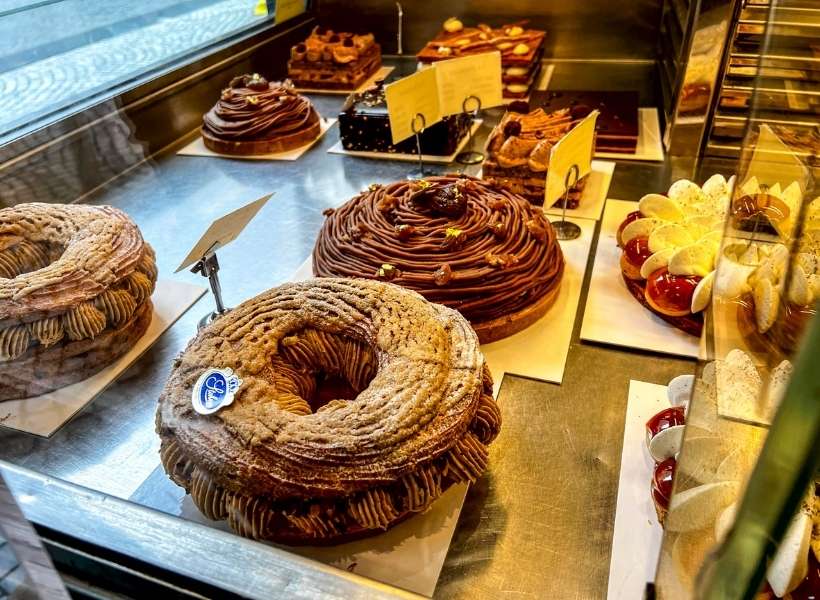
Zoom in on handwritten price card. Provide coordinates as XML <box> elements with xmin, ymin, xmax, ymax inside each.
<box><xmin>384</xmin><ymin>68</ymin><xmax>442</xmax><ymax>144</ymax></box>
<box><xmin>545</xmin><ymin>111</ymin><xmax>599</xmax><ymax>207</ymax></box>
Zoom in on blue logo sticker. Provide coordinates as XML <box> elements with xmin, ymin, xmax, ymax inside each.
<box><xmin>191</xmin><ymin>368</ymin><xmax>242</xmax><ymax>415</ymax></box>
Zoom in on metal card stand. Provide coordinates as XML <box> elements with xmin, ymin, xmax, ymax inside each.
<box><xmin>191</xmin><ymin>243</ymin><xmax>231</xmax><ymax>329</ymax></box>
<box><xmin>407</xmin><ymin>113</ymin><xmax>427</xmax><ymax>180</ymax></box>
<box><xmin>551</xmin><ymin>164</ymin><xmax>582</xmax><ymax>240</ymax></box>
<box><xmin>456</xmin><ymin>95</ymin><xmax>484</xmax><ymax>165</ymax></box>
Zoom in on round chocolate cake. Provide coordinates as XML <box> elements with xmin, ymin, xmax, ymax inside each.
<box><xmin>156</xmin><ymin>278</ymin><xmax>501</xmax><ymax>545</ymax></box>
<box><xmin>201</xmin><ymin>74</ymin><xmax>321</xmax><ymax>155</ymax></box>
<box><xmin>313</xmin><ymin>175</ymin><xmax>565</xmax><ymax>342</ymax></box>
<box><xmin>0</xmin><ymin>203</ymin><xmax>157</xmax><ymax>401</ymax></box>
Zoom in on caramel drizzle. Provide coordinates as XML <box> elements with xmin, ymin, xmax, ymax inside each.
<box><xmin>313</xmin><ymin>175</ymin><xmax>565</xmax><ymax>324</ymax></box>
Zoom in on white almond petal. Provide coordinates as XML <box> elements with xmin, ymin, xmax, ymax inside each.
<box><xmin>702</xmin><ymin>174</ymin><xmax>728</xmax><ymax>202</ymax></box>
<box><xmin>738</xmin><ymin>243</ymin><xmax>760</xmax><ymax>266</ymax></box>
<box><xmin>764</xmin><ymin>359</ymin><xmax>793</xmax><ymax>420</ymax></box>
<box><xmin>754</xmin><ymin>278</ymin><xmax>778</xmax><ymax>333</ymax></box>
<box><xmin>668</xmin><ymin>179</ymin><xmax>706</xmax><ymax>206</ymax></box>
<box><xmin>718</xmin><ymin>350</ymin><xmax>762</xmax><ymax>416</ymax></box>
<box><xmin>640</xmin><ymin>248</ymin><xmax>675</xmax><ymax>279</ymax></box>
<box><xmin>621</xmin><ymin>217</ymin><xmax>663</xmax><ymax>244</ymax></box>
<box><xmin>649</xmin><ymin>223</ymin><xmax>694</xmax><ymax>253</ymax></box>
<box><xmin>666</xmin><ymin>481</ymin><xmax>739</xmax><ymax>532</ymax></box>
<box><xmin>648</xmin><ymin>424</ymin><xmax>686</xmax><ymax>462</ymax></box>
<box><xmin>639</xmin><ymin>193</ymin><xmax>685</xmax><ymax>221</ymax></box>
<box><xmin>739</xmin><ymin>176</ymin><xmax>759</xmax><ymax>197</ymax></box>
<box><xmin>683</xmin><ymin>215</ymin><xmax>710</xmax><ymax>240</ymax></box>
<box><xmin>767</xmin><ymin>510</ymin><xmax>812</xmax><ymax>598</ymax></box>
<box><xmin>788</xmin><ymin>265</ymin><xmax>811</xmax><ymax>305</ymax></box>
<box><xmin>669</xmin><ymin>244</ymin><xmax>716</xmax><ymax>277</ymax></box>
<box><xmin>691</xmin><ymin>270</ymin><xmax>715</xmax><ymax>313</ymax></box>
<box><xmin>667</xmin><ymin>374</ymin><xmax>695</xmax><ymax>407</ymax></box>
<box><xmin>795</xmin><ymin>252</ymin><xmax>817</xmax><ymax>276</ymax></box>
<box><xmin>714</xmin><ymin>261</ymin><xmax>754</xmax><ymax>299</ymax></box>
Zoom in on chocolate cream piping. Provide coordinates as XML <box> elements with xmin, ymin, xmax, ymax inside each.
<box><xmin>202</xmin><ymin>78</ymin><xmax>318</xmax><ymax>142</ymax></box>
<box><xmin>313</xmin><ymin>175</ymin><xmax>565</xmax><ymax>324</ymax></box>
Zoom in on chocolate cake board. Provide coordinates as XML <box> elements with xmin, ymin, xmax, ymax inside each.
<box><xmin>177</xmin><ymin>118</ymin><xmax>336</xmax><ymax>161</ymax></box>
<box><xmin>607</xmin><ymin>380</ymin><xmax>667</xmax><ymax>600</ymax></box>
<box><xmin>293</xmin><ymin>65</ymin><xmax>394</xmax><ymax>95</ymax></box>
<box><xmin>327</xmin><ymin>119</ymin><xmax>482</xmax><ymax>164</ymax></box>
<box><xmin>291</xmin><ymin>215</ymin><xmax>594</xmax><ymax>396</ymax></box>
<box><xmin>595</xmin><ymin>108</ymin><xmax>664</xmax><ymax>163</ymax></box>
<box><xmin>580</xmin><ymin>200</ymin><xmax>701</xmax><ymax>358</ymax></box>
<box><xmin>177</xmin><ymin>481</ymin><xmax>468</xmax><ymax>597</ymax></box>
<box><xmin>0</xmin><ymin>280</ymin><xmax>205</xmax><ymax>438</ymax></box>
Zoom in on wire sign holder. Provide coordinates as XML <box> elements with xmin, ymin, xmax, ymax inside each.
<box><xmin>407</xmin><ymin>112</ymin><xmax>427</xmax><ymax>180</ymax></box>
<box><xmin>175</xmin><ymin>194</ymin><xmax>271</xmax><ymax>330</ymax></box>
<box><xmin>550</xmin><ymin>164</ymin><xmax>582</xmax><ymax>241</ymax></box>
<box><xmin>191</xmin><ymin>243</ymin><xmax>230</xmax><ymax>329</ymax></box>
<box><xmin>456</xmin><ymin>95</ymin><xmax>484</xmax><ymax>165</ymax></box>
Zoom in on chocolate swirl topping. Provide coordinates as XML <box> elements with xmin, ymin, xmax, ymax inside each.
<box><xmin>313</xmin><ymin>175</ymin><xmax>565</xmax><ymax>324</ymax></box>
<box><xmin>202</xmin><ymin>75</ymin><xmax>319</xmax><ymax>141</ymax></box>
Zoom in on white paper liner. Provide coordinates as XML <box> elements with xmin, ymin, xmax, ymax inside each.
<box><xmin>580</xmin><ymin>199</ymin><xmax>701</xmax><ymax>358</ymax></box>
<box><xmin>595</xmin><ymin>108</ymin><xmax>664</xmax><ymax>163</ymax></box>
<box><xmin>0</xmin><ymin>280</ymin><xmax>206</xmax><ymax>437</ymax></box>
<box><xmin>176</xmin><ymin>118</ymin><xmax>336</xmax><ymax>161</ymax></box>
<box><xmin>293</xmin><ymin>65</ymin><xmax>395</xmax><ymax>95</ymax></box>
<box><xmin>327</xmin><ymin>120</ymin><xmax>483</xmax><ymax>164</ymax></box>
<box><xmin>607</xmin><ymin>379</ymin><xmax>668</xmax><ymax>600</ymax></box>
<box><xmin>290</xmin><ymin>215</ymin><xmax>594</xmax><ymax>396</ymax></box>
<box><xmin>179</xmin><ymin>482</ymin><xmax>468</xmax><ymax>597</ymax></box>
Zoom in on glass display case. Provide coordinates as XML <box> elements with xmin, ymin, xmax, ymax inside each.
<box><xmin>0</xmin><ymin>0</ymin><xmax>816</xmax><ymax>598</ymax></box>
<box><xmin>654</xmin><ymin>0</ymin><xmax>819</xmax><ymax>595</ymax></box>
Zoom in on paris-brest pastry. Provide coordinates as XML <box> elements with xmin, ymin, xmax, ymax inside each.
<box><xmin>0</xmin><ymin>203</ymin><xmax>157</xmax><ymax>401</ymax></box>
<box><xmin>201</xmin><ymin>74</ymin><xmax>321</xmax><ymax>155</ymax></box>
<box><xmin>313</xmin><ymin>175</ymin><xmax>565</xmax><ymax>343</ymax></box>
<box><xmin>156</xmin><ymin>278</ymin><xmax>501</xmax><ymax>545</ymax></box>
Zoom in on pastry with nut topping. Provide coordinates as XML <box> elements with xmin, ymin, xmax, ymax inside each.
<box><xmin>416</xmin><ymin>20</ymin><xmax>546</xmax><ymax>99</ymax></box>
<box><xmin>201</xmin><ymin>74</ymin><xmax>322</xmax><ymax>155</ymax></box>
<box><xmin>156</xmin><ymin>278</ymin><xmax>500</xmax><ymax>545</ymax></box>
<box><xmin>0</xmin><ymin>203</ymin><xmax>156</xmax><ymax>401</ymax></box>
<box><xmin>313</xmin><ymin>175</ymin><xmax>565</xmax><ymax>342</ymax></box>
<box><xmin>483</xmin><ymin>105</ymin><xmax>590</xmax><ymax>207</ymax></box>
<box><xmin>287</xmin><ymin>26</ymin><xmax>382</xmax><ymax>91</ymax></box>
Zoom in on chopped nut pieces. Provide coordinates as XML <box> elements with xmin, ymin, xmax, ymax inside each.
<box><xmin>434</xmin><ymin>264</ymin><xmax>453</xmax><ymax>285</ymax></box>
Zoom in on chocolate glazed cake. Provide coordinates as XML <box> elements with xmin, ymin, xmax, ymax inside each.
<box><xmin>201</xmin><ymin>74</ymin><xmax>321</xmax><ymax>156</ymax></box>
<box><xmin>156</xmin><ymin>278</ymin><xmax>501</xmax><ymax>545</ymax></box>
<box><xmin>313</xmin><ymin>175</ymin><xmax>565</xmax><ymax>342</ymax></box>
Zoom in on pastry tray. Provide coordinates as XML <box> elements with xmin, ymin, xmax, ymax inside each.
<box><xmin>606</xmin><ymin>380</ymin><xmax>667</xmax><ymax>600</ymax></box>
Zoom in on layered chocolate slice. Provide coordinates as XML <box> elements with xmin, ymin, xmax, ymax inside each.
<box><xmin>288</xmin><ymin>26</ymin><xmax>382</xmax><ymax>90</ymax></box>
<box><xmin>417</xmin><ymin>19</ymin><xmax>546</xmax><ymax>99</ymax></box>
<box><xmin>482</xmin><ymin>106</ymin><xmax>588</xmax><ymax>208</ymax></box>
<box><xmin>531</xmin><ymin>90</ymin><xmax>639</xmax><ymax>154</ymax></box>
